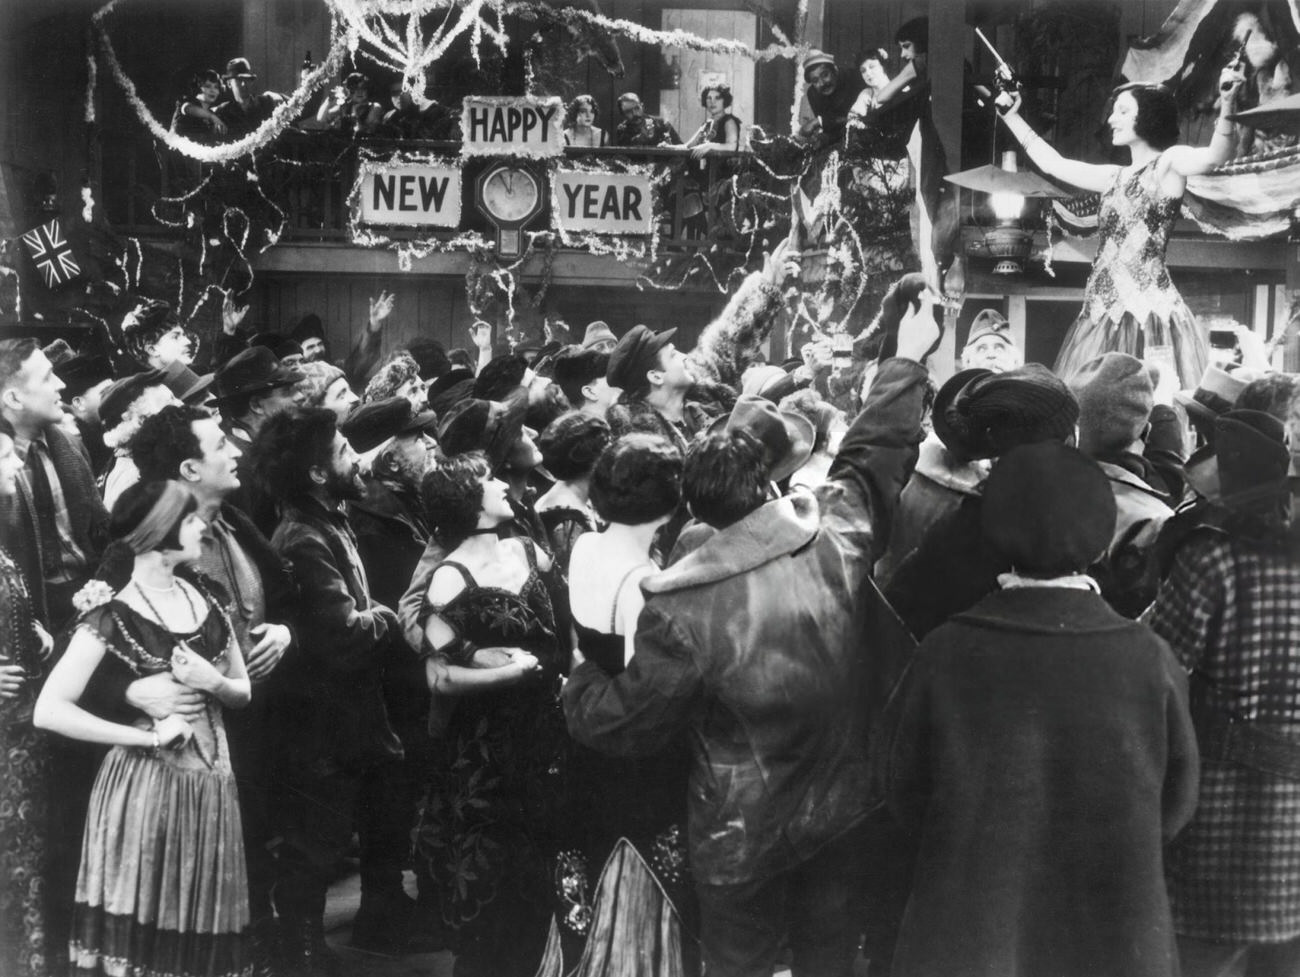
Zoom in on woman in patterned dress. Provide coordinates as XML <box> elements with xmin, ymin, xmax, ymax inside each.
<box><xmin>0</xmin><ymin>420</ymin><xmax>56</xmax><ymax>977</ymax></box>
<box><xmin>998</xmin><ymin>68</ymin><xmax>1244</xmax><ymax>388</ymax></box>
<box><xmin>33</xmin><ymin>480</ymin><xmax>251</xmax><ymax>977</ymax></box>
<box><xmin>413</xmin><ymin>451</ymin><xmax>567</xmax><ymax>977</ymax></box>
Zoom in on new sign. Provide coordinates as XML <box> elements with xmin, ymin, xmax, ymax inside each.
<box><xmin>358</xmin><ymin>162</ymin><xmax>462</xmax><ymax>227</ymax></box>
<box><xmin>554</xmin><ymin>170</ymin><xmax>653</xmax><ymax>236</ymax></box>
<box><xmin>462</xmin><ymin>96</ymin><xmax>565</xmax><ymax>158</ymax></box>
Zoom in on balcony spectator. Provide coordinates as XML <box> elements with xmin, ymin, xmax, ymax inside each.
<box><xmin>799</xmin><ymin>50</ymin><xmax>866</xmax><ymax>150</ymax></box>
<box><xmin>170</xmin><ymin>69</ymin><xmax>228</xmax><ymax>144</ymax></box>
<box><xmin>687</xmin><ymin>84</ymin><xmax>742</xmax><ymax>158</ymax></box>
<box><xmin>563</xmin><ymin>94</ymin><xmax>608</xmax><ymax>147</ymax></box>
<box><xmin>317</xmin><ymin>72</ymin><xmax>385</xmax><ymax>137</ymax></box>
<box><xmin>611</xmin><ymin>92</ymin><xmax>680</xmax><ymax>147</ymax></box>
<box><xmin>215</xmin><ymin>57</ymin><xmax>286</xmax><ymax>139</ymax></box>
<box><xmin>380</xmin><ymin>81</ymin><xmax>460</xmax><ymax>140</ymax></box>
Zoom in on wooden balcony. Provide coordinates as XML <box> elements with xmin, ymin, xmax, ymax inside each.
<box><xmin>100</xmin><ymin>129</ymin><xmax>777</xmax><ymax>262</ymax></box>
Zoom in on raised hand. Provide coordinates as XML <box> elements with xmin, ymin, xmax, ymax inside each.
<box><xmin>222</xmin><ymin>295</ymin><xmax>249</xmax><ymax>336</ymax></box>
<box><xmin>469</xmin><ymin>320</ymin><xmax>494</xmax><ymax>351</ymax></box>
<box><xmin>368</xmin><ymin>290</ymin><xmax>396</xmax><ymax>331</ymax></box>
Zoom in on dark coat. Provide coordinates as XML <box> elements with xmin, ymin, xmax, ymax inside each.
<box><xmin>887</xmin><ymin>588</ymin><xmax>1199</xmax><ymax>977</ymax></box>
<box><xmin>0</xmin><ymin>424</ymin><xmax>109</xmax><ymax>627</ymax></box>
<box><xmin>270</xmin><ymin>495</ymin><xmax>401</xmax><ymax>768</ymax></box>
<box><xmin>563</xmin><ymin>357</ymin><xmax>928</xmax><ymax>886</ymax></box>
<box><xmin>347</xmin><ymin>476</ymin><xmax>428</xmax><ymax>613</ymax></box>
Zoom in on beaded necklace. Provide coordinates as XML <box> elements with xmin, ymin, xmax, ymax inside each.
<box><xmin>130</xmin><ymin>576</ymin><xmax>202</xmax><ymax>633</ymax></box>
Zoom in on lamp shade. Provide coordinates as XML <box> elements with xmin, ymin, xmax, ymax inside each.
<box><xmin>944</xmin><ymin>164</ymin><xmax>1070</xmax><ymax>197</ymax></box>
<box><xmin>1229</xmin><ymin>93</ymin><xmax>1300</xmax><ymax>137</ymax></box>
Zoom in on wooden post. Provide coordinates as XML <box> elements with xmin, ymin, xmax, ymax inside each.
<box><xmin>1286</xmin><ymin>233</ymin><xmax>1300</xmax><ymax>373</ymax></box>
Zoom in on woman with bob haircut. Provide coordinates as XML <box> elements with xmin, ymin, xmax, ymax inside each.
<box><xmin>563</xmin><ymin>94</ymin><xmax>607</xmax><ymax>147</ymax></box>
<box><xmin>537</xmin><ymin>432</ymin><xmax>697</xmax><ymax>977</ymax></box>
<box><xmin>34</xmin><ymin>479</ymin><xmax>252</xmax><ymax>977</ymax></box>
<box><xmin>535</xmin><ymin>411</ymin><xmax>612</xmax><ymax>574</ymax></box>
<box><xmin>999</xmin><ymin>67</ymin><xmax>1245</xmax><ymax>388</ymax></box>
<box><xmin>412</xmin><ymin>451</ymin><xmax>566</xmax><ymax>977</ymax></box>
<box><xmin>688</xmin><ymin>83</ymin><xmax>742</xmax><ymax>158</ymax></box>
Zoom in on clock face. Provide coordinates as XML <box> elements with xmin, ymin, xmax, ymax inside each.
<box><xmin>481</xmin><ymin>165</ymin><xmax>541</xmax><ymax>224</ymax></box>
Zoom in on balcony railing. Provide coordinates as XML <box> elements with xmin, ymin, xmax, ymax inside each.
<box><xmin>101</xmin><ymin>130</ymin><xmax>779</xmax><ymax>253</ymax></box>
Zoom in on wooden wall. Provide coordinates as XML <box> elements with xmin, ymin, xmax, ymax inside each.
<box><xmin>249</xmin><ymin>272</ymin><xmax>728</xmax><ymax>372</ymax></box>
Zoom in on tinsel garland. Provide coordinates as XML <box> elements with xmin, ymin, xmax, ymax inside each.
<box><xmin>501</xmin><ymin>1</ymin><xmax>800</xmax><ymax>63</ymax></box>
<box><xmin>89</xmin><ymin>0</ymin><xmax>351</xmax><ymax>162</ymax></box>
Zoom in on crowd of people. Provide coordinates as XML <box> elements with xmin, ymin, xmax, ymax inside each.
<box><xmin>4</xmin><ymin>13</ymin><xmax>1300</xmax><ymax>977</ymax></box>
<box><xmin>2</xmin><ymin>214</ymin><xmax>1300</xmax><ymax>977</ymax></box>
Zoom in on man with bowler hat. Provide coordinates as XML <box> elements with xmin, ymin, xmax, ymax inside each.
<box><xmin>215</xmin><ymin>57</ymin><xmax>286</xmax><ymax>138</ymax></box>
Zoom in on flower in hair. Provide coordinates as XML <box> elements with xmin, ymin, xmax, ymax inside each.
<box><xmin>72</xmin><ymin>580</ymin><xmax>115</xmax><ymax>614</ymax></box>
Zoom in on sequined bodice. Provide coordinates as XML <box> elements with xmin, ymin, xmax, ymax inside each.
<box><xmin>1081</xmin><ymin>159</ymin><xmax>1186</xmax><ymax>326</ymax></box>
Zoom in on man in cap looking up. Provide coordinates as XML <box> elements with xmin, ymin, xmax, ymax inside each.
<box><xmin>960</xmin><ymin>309</ymin><xmax>1023</xmax><ymax>373</ymax></box>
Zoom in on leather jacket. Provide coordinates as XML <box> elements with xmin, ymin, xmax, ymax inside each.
<box><xmin>564</xmin><ymin>357</ymin><xmax>928</xmax><ymax>885</ymax></box>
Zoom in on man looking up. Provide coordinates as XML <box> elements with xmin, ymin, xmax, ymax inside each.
<box><xmin>127</xmin><ymin>403</ymin><xmax>296</xmax><ymax>973</ymax></box>
<box><xmin>553</xmin><ymin>347</ymin><xmax>616</xmax><ymax>418</ymax></box>
<box><xmin>252</xmin><ymin>407</ymin><xmax>403</xmax><ymax>976</ymax></box>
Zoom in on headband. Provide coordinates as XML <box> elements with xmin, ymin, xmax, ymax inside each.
<box><xmin>120</xmin><ymin>480</ymin><xmax>193</xmax><ymax>555</ymax></box>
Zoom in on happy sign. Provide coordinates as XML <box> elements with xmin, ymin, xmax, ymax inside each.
<box><xmin>462</xmin><ymin>96</ymin><xmax>565</xmax><ymax>158</ymax></box>
<box><xmin>554</xmin><ymin>170</ymin><xmax>653</xmax><ymax>236</ymax></box>
<box><xmin>357</xmin><ymin>162</ymin><xmax>462</xmax><ymax>227</ymax></box>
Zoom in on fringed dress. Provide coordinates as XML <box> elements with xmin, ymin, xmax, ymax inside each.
<box><xmin>414</xmin><ymin>539</ymin><xmax>568</xmax><ymax>977</ymax></box>
<box><xmin>69</xmin><ymin>576</ymin><xmax>249</xmax><ymax>977</ymax></box>
<box><xmin>1054</xmin><ymin>157</ymin><xmax>1209</xmax><ymax>388</ymax></box>
<box><xmin>535</xmin><ymin>607</ymin><xmax>697</xmax><ymax>977</ymax></box>
<box><xmin>0</xmin><ymin>544</ymin><xmax>52</xmax><ymax>977</ymax></box>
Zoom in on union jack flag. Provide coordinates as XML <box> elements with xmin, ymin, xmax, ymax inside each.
<box><xmin>21</xmin><ymin>219</ymin><xmax>80</xmax><ymax>289</ymax></box>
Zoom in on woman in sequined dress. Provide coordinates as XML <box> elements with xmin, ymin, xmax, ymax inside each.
<box><xmin>999</xmin><ymin>68</ymin><xmax>1244</xmax><ymax>388</ymax></box>
<box><xmin>414</xmin><ymin>451</ymin><xmax>568</xmax><ymax>977</ymax></box>
<box><xmin>0</xmin><ymin>420</ymin><xmax>56</xmax><ymax>977</ymax></box>
<box><xmin>537</xmin><ymin>433</ymin><xmax>698</xmax><ymax>977</ymax></box>
<box><xmin>33</xmin><ymin>480</ymin><xmax>251</xmax><ymax>977</ymax></box>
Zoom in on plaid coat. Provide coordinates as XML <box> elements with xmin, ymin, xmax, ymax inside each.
<box><xmin>1145</xmin><ymin>528</ymin><xmax>1300</xmax><ymax>943</ymax></box>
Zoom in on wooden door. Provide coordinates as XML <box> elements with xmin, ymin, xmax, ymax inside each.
<box><xmin>658</xmin><ymin>9</ymin><xmax>756</xmax><ymax>146</ymax></box>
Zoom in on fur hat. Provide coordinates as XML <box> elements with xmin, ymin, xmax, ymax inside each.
<box><xmin>982</xmin><ymin>442</ymin><xmax>1117</xmax><ymax>576</ymax></box>
<box><xmin>1069</xmin><ymin>352</ymin><xmax>1153</xmax><ymax>458</ymax></box>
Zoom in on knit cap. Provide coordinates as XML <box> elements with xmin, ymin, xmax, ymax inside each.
<box><xmin>935</xmin><ymin>363</ymin><xmax>1078</xmax><ymax>461</ymax></box>
<box><xmin>1068</xmin><ymin>352</ymin><xmax>1153</xmax><ymax>458</ymax></box>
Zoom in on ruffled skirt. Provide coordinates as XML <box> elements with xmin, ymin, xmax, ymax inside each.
<box><xmin>70</xmin><ymin>732</ymin><xmax>249</xmax><ymax>977</ymax></box>
<box><xmin>1054</xmin><ymin>303</ymin><xmax>1208</xmax><ymax>391</ymax></box>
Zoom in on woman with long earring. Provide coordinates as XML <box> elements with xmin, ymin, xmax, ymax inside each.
<box><xmin>34</xmin><ymin>480</ymin><xmax>251</xmax><ymax>977</ymax></box>
<box><xmin>998</xmin><ymin>65</ymin><xmax>1244</xmax><ymax>387</ymax></box>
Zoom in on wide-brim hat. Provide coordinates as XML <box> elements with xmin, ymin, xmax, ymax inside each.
<box><xmin>1187</xmin><ymin>409</ymin><xmax>1296</xmax><ymax>510</ymax></box>
<box><xmin>99</xmin><ymin>369</ymin><xmax>167</xmax><ymax>431</ymax></box>
<box><xmin>158</xmin><ymin>359</ymin><xmax>214</xmax><ymax>405</ymax></box>
<box><xmin>582</xmin><ymin>320</ymin><xmax>618</xmax><ymax>350</ymax></box>
<box><xmin>606</xmin><ymin>325</ymin><xmax>676</xmax><ymax>391</ymax></box>
<box><xmin>426</xmin><ymin>367</ymin><xmax>477</xmax><ymax>418</ymax></box>
<box><xmin>438</xmin><ymin>393</ymin><xmax>529</xmax><ymax>475</ymax></box>
<box><xmin>211</xmin><ymin>346</ymin><xmax>304</xmax><ymax>404</ymax></box>
<box><xmin>982</xmin><ymin>442</ymin><xmax>1117</xmax><ymax>576</ymax></box>
<box><xmin>708</xmin><ymin>393</ymin><xmax>816</xmax><ymax>483</ymax></box>
<box><xmin>54</xmin><ymin>353</ymin><xmax>116</xmax><ymax>399</ymax></box>
<box><xmin>931</xmin><ymin>367</ymin><xmax>992</xmax><ymax>458</ymax></box>
<box><xmin>222</xmin><ymin>57</ymin><xmax>257</xmax><ymax>80</ymax></box>
<box><xmin>1174</xmin><ymin>365</ymin><xmax>1250</xmax><ymax>435</ymax></box>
